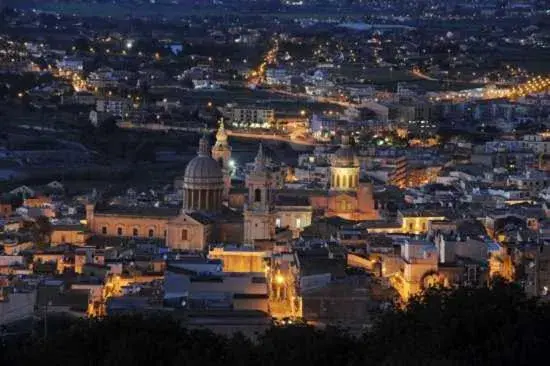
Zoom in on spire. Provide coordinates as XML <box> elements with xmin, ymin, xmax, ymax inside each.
<box><xmin>254</xmin><ymin>143</ymin><xmax>266</xmax><ymax>170</ymax></box>
<box><xmin>198</xmin><ymin>134</ymin><xmax>210</xmax><ymax>156</ymax></box>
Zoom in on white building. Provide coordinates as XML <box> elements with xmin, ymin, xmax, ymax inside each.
<box><xmin>96</xmin><ymin>98</ymin><xmax>131</xmax><ymax>117</ymax></box>
<box><xmin>231</xmin><ymin>106</ymin><xmax>275</xmax><ymax>128</ymax></box>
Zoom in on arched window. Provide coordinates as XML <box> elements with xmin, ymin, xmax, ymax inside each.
<box><xmin>254</xmin><ymin>188</ymin><xmax>262</xmax><ymax>202</ymax></box>
<box><xmin>148</xmin><ymin>229</ymin><xmax>154</xmax><ymax>238</ymax></box>
<box><xmin>181</xmin><ymin>229</ymin><xmax>188</xmax><ymax>241</ymax></box>
<box><xmin>101</xmin><ymin>226</ymin><xmax>107</xmax><ymax>235</ymax></box>
<box><xmin>133</xmin><ymin>228</ymin><xmax>139</xmax><ymax>237</ymax></box>
<box><xmin>336</xmin><ymin>175</ymin><xmax>340</xmax><ymax>187</ymax></box>
<box><xmin>117</xmin><ymin>227</ymin><xmax>123</xmax><ymax>236</ymax></box>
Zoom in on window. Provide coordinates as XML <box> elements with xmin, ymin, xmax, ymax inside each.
<box><xmin>164</xmin><ymin>230</ymin><xmax>167</xmax><ymax>237</ymax></box>
<box><xmin>296</xmin><ymin>218</ymin><xmax>301</xmax><ymax>228</ymax></box>
<box><xmin>101</xmin><ymin>226</ymin><xmax>107</xmax><ymax>235</ymax></box>
<box><xmin>181</xmin><ymin>229</ymin><xmax>188</xmax><ymax>241</ymax></box>
<box><xmin>254</xmin><ymin>188</ymin><xmax>262</xmax><ymax>202</ymax></box>
<box><xmin>117</xmin><ymin>227</ymin><xmax>123</xmax><ymax>236</ymax></box>
<box><xmin>408</xmin><ymin>223</ymin><xmax>413</xmax><ymax>231</ymax></box>
<box><xmin>61</xmin><ymin>235</ymin><xmax>66</xmax><ymax>243</ymax></box>
<box><xmin>276</xmin><ymin>218</ymin><xmax>281</xmax><ymax>228</ymax></box>
<box><xmin>133</xmin><ymin>228</ymin><xmax>139</xmax><ymax>237</ymax></box>
<box><xmin>148</xmin><ymin>229</ymin><xmax>154</xmax><ymax>238</ymax></box>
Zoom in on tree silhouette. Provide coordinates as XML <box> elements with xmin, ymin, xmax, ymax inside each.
<box><xmin>33</xmin><ymin>215</ymin><xmax>53</xmax><ymax>245</ymax></box>
<box><xmin>2</xmin><ymin>282</ymin><xmax>550</xmax><ymax>366</ymax></box>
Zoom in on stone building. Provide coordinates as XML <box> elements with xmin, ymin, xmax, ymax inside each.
<box><xmin>87</xmin><ymin>134</ymin><xmax>243</xmax><ymax>251</ymax></box>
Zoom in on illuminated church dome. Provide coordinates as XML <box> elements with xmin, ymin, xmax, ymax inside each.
<box><xmin>332</xmin><ymin>135</ymin><xmax>358</xmax><ymax>168</ymax></box>
<box><xmin>183</xmin><ymin>136</ymin><xmax>224</xmax><ymax>212</ymax></box>
<box><xmin>330</xmin><ymin>135</ymin><xmax>359</xmax><ymax>191</ymax></box>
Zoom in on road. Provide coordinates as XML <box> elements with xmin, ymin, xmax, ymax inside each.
<box><xmin>226</xmin><ymin>129</ymin><xmax>316</xmax><ymax>146</ymax></box>
<box><xmin>0</xmin><ymin>292</ymin><xmax>36</xmax><ymax>325</ymax></box>
<box><xmin>248</xmin><ymin>39</ymin><xmax>279</xmax><ymax>86</ymax></box>
<box><xmin>411</xmin><ymin>67</ymin><xmax>438</xmax><ymax>81</ymax></box>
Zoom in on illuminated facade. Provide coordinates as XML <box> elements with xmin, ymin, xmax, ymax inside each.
<box><xmin>324</xmin><ymin>135</ymin><xmax>377</xmax><ymax>221</ymax></box>
<box><xmin>208</xmin><ymin>247</ymin><xmax>269</xmax><ymax>273</ymax></box>
<box><xmin>390</xmin><ymin>240</ymin><xmax>445</xmax><ymax>301</ymax></box>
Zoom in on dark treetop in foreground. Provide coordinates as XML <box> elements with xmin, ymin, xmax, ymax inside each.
<box><xmin>2</xmin><ymin>280</ymin><xmax>549</xmax><ymax>366</ymax></box>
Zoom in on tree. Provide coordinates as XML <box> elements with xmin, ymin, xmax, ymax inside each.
<box><xmin>2</xmin><ymin>282</ymin><xmax>550</xmax><ymax>366</ymax></box>
<box><xmin>33</xmin><ymin>215</ymin><xmax>53</xmax><ymax>245</ymax></box>
<box><xmin>365</xmin><ymin>279</ymin><xmax>550</xmax><ymax>365</ymax></box>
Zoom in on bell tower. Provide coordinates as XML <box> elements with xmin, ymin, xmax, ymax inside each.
<box><xmin>211</xmin><ymin>118</ymin><xmax>232</xmax><ymax>199</ymax></box>
<box><xmin>244</xmin><ymin>144</ymin><xmax>275</xmax><ymax>244</ymax></box>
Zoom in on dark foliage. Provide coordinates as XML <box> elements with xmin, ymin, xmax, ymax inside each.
<box><xmin>1</xmin><ymin>281</ymin><xmax>550</xmax><ymax>366</ymax></box>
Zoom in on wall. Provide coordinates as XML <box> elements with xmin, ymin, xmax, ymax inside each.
<box><xmin>0</xmin><ymin>203</ymin><xmax>12</xmax><ymax>218</ymax></box>
<box><xmin>167</xmin><ymin>220</ymin><xmax>209</xmax><ymax>251</ymax></box>
<box><xmin>216</xmin><ymin>221</ymin><xmax>244</xmax><ymax>244</ymax></box>
<box><xmin>244</xmin><ymin>211</ymin><xmax>275</xmax><ymax>244</ymax></box>
<box><xmin>309</xmin><ymin>195</ymin><xmax>329</xmax><ymax>211</ymax></box>
<box><xmin>51</xmin><ymin>229</ymin><xmax>89</xmax><ymax>246</ymax></box>
<box><xmin>90</xmin><ymin>214</ymin><xmax>169</xmax><ymax>239</ymax></box>
<box><xmin>233</xmin><ymin>297</ymin><xmax>269</xmax><ymax>312</ymax></box>
<box><xmin>399</xmin><ymin>215</ymin><xmax>446</xmax><ymax>234</ymax></box>
<box><xmin>275</xmin><ymin>206</ymin><xmax>312</xmax><ymax>238</ymax></box>
<box><xmin>209</xmin><ymin>250</ymin><xmax>268</xmax><ymax>273</ymax></box>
